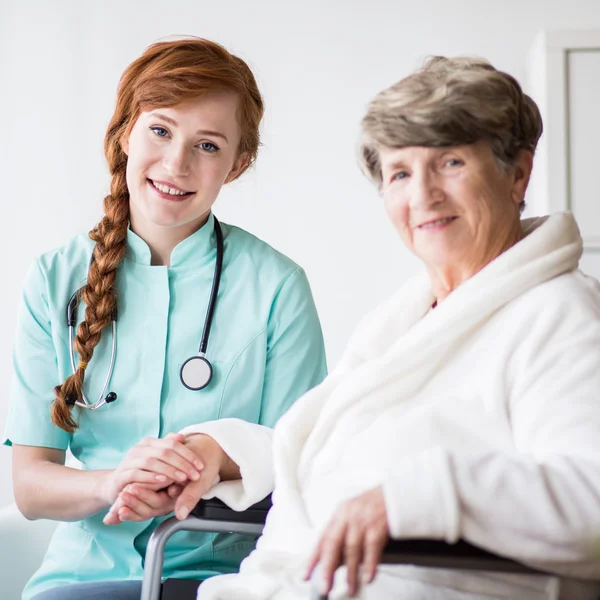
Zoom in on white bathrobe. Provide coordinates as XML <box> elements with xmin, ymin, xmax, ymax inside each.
<box><xmin>183</xmin><ymin>213</ymin><xmax>600</xmax><ymax>600</ymax></box>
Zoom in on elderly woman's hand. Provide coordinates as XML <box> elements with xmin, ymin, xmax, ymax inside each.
<box><xmin>305</xmin><ymin>487</ymin><xmax>389</xmax><ymax>597</ymax></box>
<box><xmin>171</xmin><ymin>433</ymin><xmax>230</xmax><ymax>520</ymax></box>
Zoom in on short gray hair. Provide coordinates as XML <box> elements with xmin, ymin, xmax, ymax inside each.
<box><xmin>359</xmin><ymin>56</ymin><xmax>543</xmax><ymax>187</ymax></box>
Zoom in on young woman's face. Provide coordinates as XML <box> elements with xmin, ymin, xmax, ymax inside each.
<box><xmin>122</xmin><ymin>90</ymin><xmax>246</xmax><ymax>235</ymax></box>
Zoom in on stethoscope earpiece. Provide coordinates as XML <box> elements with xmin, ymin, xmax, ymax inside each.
<box><xmin>65</xmin><ymin>396</ymin><xmax>78</xmax><ymax>407</ymax></box>
<box><xmin>105</xmin><ymin>392</ymin><xmax>117</xmax><ymax>404</ymax></box>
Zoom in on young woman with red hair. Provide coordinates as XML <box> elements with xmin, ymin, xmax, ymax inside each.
<box><xmin>4</xmin><ymin>38</ymin><xmax>326</xmax><ymax>600</ymax></box>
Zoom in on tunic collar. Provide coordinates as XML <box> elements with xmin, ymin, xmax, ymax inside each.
<box><xmin>125</xmin><ymin>213</ymin><xmax>217</xmax><ymax>267</ymax></box>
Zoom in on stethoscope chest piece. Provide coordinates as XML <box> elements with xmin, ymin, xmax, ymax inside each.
<box><xmin>67</xmin><ymin>216</ymin><xmax>224</xmax><ymax>409</ymax></box>
<box><xmin>178</xmin><ymin>216</ymin><xmax>223</xmax><ymax>393</ymax></box>
<box><xmin>180</xmin><ymin>355</ymin><xmax>213</xmax><ymax>391</ymax></box>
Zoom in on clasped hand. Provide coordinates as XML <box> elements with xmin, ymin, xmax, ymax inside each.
<box><xmin>102</xmin><ymin>432</ymin><xmax>225</xmax><ymax>525</ymax></box>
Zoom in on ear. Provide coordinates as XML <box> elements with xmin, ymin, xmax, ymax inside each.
<box><xmin>510</xmin><ymin>150</ymin><xmax>534</xmax><ymax>207</ymax></box>
<box><xmin>224</xmin><ymin>153</ymin><xmax>250</xmax><ymax>184</ymax></box>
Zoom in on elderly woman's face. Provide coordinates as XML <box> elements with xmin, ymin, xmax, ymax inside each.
<box><xmin>379</xmin><ymin>141</ymin><xmax>530</xmax><ymax>274</ymax></box>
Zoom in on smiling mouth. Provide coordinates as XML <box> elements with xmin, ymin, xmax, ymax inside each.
<box><xmin>417</xmin><ymin>216</ymin><xmax>458</xmax><ymax>229</ymax></box>
<box><xmin>148</xmin><ymin>179</ymin><xmax>194</xmax><ymax>197</ymax></box>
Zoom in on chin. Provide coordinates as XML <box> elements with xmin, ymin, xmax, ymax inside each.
<box><xmin>151</xmin><ymin>216</ymin><xmax>196</xmax><ymax>230</ymax></box>
<box><xmin>143</xmin><ymin>206</ymin><xmax>194</xmax><ymax>228</ymax></box>
<box><xmin>419</xmin><ymin>247</ymin><xmax>464</xmax><ymax>269</ymax></box>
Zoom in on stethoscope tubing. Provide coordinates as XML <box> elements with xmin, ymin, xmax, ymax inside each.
<box><xmin>64</xmin><ymin>216</ymin><xmax>223</xmax><ymax>409</ymax></box>
<box><xmin>198</xmin><ymin>217</ymin><xmax>223</xmax><ymax>355</ymax></box>
<box><xmin>68</xmin><ymin>319</ymin><xmax>117</xmax><ymax>410</ymax></box>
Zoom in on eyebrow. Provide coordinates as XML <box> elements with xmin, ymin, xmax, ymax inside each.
<box><xmin>384</xmin><ymin>160</ymin><xmax>408</xmax><ymax>172</ymax></box>
<box><xmin>148</xmin><ymin>112</ymin><xmax>229</xmax><ymax>142</ymax></box>
<box><xmin>385</xmin><ymin>148</ymin><xmax>453</xmax><ymax>171</ymax></box>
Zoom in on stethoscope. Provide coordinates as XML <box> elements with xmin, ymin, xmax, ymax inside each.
<box><xmin>65</xmin><ymin>217</ymin><xmax>224</xmax><ymax>410</ymax></box>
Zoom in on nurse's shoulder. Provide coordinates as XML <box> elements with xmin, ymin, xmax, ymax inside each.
<box><xmin>221</xmin><ymin>222</ymin><xmax>306</xmax><ymax>286</ymax></box>
<box><xmin>219</xmin><ymin>222</ymin><xmax>323</xmax><ymax>356</ymax></box>
<box><xmin>36</xmin><ymin>232</ymin><xmax>95</xmax><ymax>277</ymax></box>
<box><xmin>23</xmin><ymin>233</ymin><xmax>96</xmax><ymax>317</ymax></box>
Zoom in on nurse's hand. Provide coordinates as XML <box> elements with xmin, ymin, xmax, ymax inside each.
<box><xmin>304</xmin><ymin>487</ymin><xmax>389</xmax><ymax>598</ymax></box>
<box><xmin>103</xmin><ymin>481</ymin><xmax>183</xmax><ymax>524</ymax></box>
<box><xmin>98</xmin><ymin>432</ymin><xmax>204</xmax><ymax>507</ymax></box>
<box><xmin>105</xmin><ymin>433</ymin><xmax>235</xmax><ymax>523</ymax></box>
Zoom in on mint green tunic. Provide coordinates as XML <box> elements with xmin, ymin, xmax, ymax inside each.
<box><xmin>3</xmin><ymin>213</ymin><xmax>327</xmax><ymax>599</ymax></box>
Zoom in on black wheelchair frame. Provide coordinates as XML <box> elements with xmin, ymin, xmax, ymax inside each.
<box><xmin>140</xmin><ymin>495</ymin><xmax>544</xmax><ymax>600</ymax></box>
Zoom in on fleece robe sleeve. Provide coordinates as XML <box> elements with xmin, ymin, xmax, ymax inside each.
<box><xmin>382</xmin><ymin>278</ymin><xmax>600</xmax><ymax>579</ymax></box>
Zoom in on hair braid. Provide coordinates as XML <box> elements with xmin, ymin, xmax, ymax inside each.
<box><xmin>50</xmin><ymin>37</ymin><xmax>264</xmax><ymax>433</ymax></box>
<box><xmin>52</xmin><ymin>170</ymin><xmax>129</xmax><ymax>432</ymax></box>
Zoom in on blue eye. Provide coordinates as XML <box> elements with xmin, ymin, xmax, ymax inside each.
<box><xmin>150</xmin><ymin>126</ymin><xmax>169</xmax><ymax>137</ymax></box>
<box><xmin>445</xmin><ymin>158</ymin><xmax>462</xmax><ymax>167</ymax></box>
<box><xmin>198</xmin><ymin>141</ymin><xmax>219</xmax><ymax>153</ymax></box>
<box><xmin>392</xmin><ymin>171</ymin><xmax>408</xmax><ymax>181</ymax></box>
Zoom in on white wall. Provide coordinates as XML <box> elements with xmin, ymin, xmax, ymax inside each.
<box><xmin>2</xmin><ymin>0</ymin><xmax>600</xmax><ymax>509</ymax></box>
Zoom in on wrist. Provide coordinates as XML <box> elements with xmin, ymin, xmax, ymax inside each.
<box><xmin>219</xmin><ymin>452</ymin><xmax>240</xmax><ymax>481</ymax></box>
<box><xmin>93</xmin><ymin>469</ymin><xmax>114</xmax><ymax>507</ymax></box>
<box><xmin>184</xmin><ymin>433</ymin><xmax>229</xmax><ymax>476</ymax></box>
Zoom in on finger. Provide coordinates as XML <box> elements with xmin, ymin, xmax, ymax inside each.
<box><xmin>344</xmin><ymin>526</ymin><xmax>364</xmax><ymax>597</ymax></box>
<box><xmin>117</xmin><ymin>490</ymin><xmax>173</xmax><ymax>522</ymax></box>
<box><xmin>123</xmin><ymin>456</ymin><xmax>197</xmax><ymax>484</ymax></box>
<box><xmin>317</xmin><ymin>523</ymin><xmax>347</xmax><ymax>596</ymax></box>
<box><xmin>133</xmin><ymin>479</ymin><xmax>177</xmax><ymax>492</ymax></box>
<box><xmin>304</xmin><ymin>554</ymin><xmax>320</xmax><ymax>582</ymax></box>
<box><xmin>363</xmin><ymin>529</ymin><xmax>387</xmax><ymax>583</ymax></box>
<box><xmin>103</xmin><ymin>507</ymin><xmax>121</xmax><ymax>525</ymax></box>
<box><xmin>103</xmin><ymin>514</ymin><xmax>120</xmax><ymax>525</ymax></box>
<box><xmin>135</xmin><ymin>453</ymin><xmax>198</xmax><ymax>482</ymax></box>
<box><xmin>304</xmin><ymin>538</ymin><xmax>324</xmax><ymax>581</ymax></box>
<box><xmin>163</xmin><ymin>433</ymin><xmax>202</xmax><ymax>467</ymax></box>
<box><xmin>103</xmin><ymin>497</ymin><xmax>124</xmax><ymax>525</ymax></box>
<box><xmin>121</xmin><ymin>492</ymin><xmax>156</xmax><ymax>519</ymax></box>
<box><xmin>131</xmin><ymin>485</ymin><xmax>176</xmax><ymax>513</ymax></box>
<box><xmin>117</xmin><ymin>506</ymin><xmax>148</xmax><ymax>523</ymax></box>
<box><xmin>174</xmin><ymin>468</ymin><xmax>219</xmax><ymax>520</ymax></box>
<box><xmin>123</xmin><ymin>482</ymin><xmax>147</xmax><ymax>495</ymax></box>
<box><xmin>167</xmin><ymin>483</ymin><xmax>184</xmax><ymax>498</ymax></box>
<box><xmin>108</xmin><ymin>473</ymin><xmax>177</xmax><ymax>518</ymax></box>
<box><xmin>138</xmin><ymin>436</ymin><xmax>205</xmax><ymax>474</ymax></box>
<box><xmin>115</xmin><ymin>467</ymin><xmax>172</xmax><ymax>494</ymax></box>
<box><xmin>121</xmin><ymin>482</ymin><xmax>169</xmax><ymax>502</ymax></box>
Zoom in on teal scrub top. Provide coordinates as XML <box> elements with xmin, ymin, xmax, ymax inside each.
<box><xmin>3</xmin><ymin>213</ymin><xmax>327</xmax><ymax>599</ymax></box>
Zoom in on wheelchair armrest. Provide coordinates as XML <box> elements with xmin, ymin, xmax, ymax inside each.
<box><xmin>190</xmin><ymin>496</ymin><xmax>538</xmax><ymax>573</ymax></box>
<box><xmin>190</xmin><ymin>496</ymin><xmax>537</xmax><ymax>574</ymax></box>
<box><xmin>191</xmin><ymin>494</ymin><xmax>273</xmax><ymax>524</ymax></box>
<box><xmin>382</xmin><ymin>539</ymin><xmax>544</xmax><ymax>574</ymax></box>
<box><xmin>142</xmin><ymin>500</ymin><xmax>271</xmax><ymax>600</ymax></box>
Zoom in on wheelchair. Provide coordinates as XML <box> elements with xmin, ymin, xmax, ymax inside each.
<box><xmin>141</xmin><ymin>495</ymin><xmax>544</xmax><ymax>600</ymax></box>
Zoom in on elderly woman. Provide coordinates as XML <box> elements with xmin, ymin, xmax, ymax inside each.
<box><xmin>117</xmin><ymin>57</ymin><xmax>600</xmax><ymax>599</ymax></box>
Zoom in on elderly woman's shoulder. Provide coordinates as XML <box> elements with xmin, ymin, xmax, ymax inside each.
<box><xmin>511</xmin><ymin>269</ymin><xmax>600</xmax><ymax>325</ymax></box>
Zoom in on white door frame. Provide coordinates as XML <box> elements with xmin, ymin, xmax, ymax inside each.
<box><xmin>528</xmin><ymin>29</ymin><xmax>600</xmax><ymax>250</ymax></box>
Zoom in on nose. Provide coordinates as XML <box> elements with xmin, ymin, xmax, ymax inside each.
<box><xmin>163</xmin><ymin>143</ymin><xmax>192</xmax><ymax>178</ymax></box>
<box><xmin>408</xmin><ymin>168</ymin><xmax>445</xmax><ymax>210</ymax></box>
